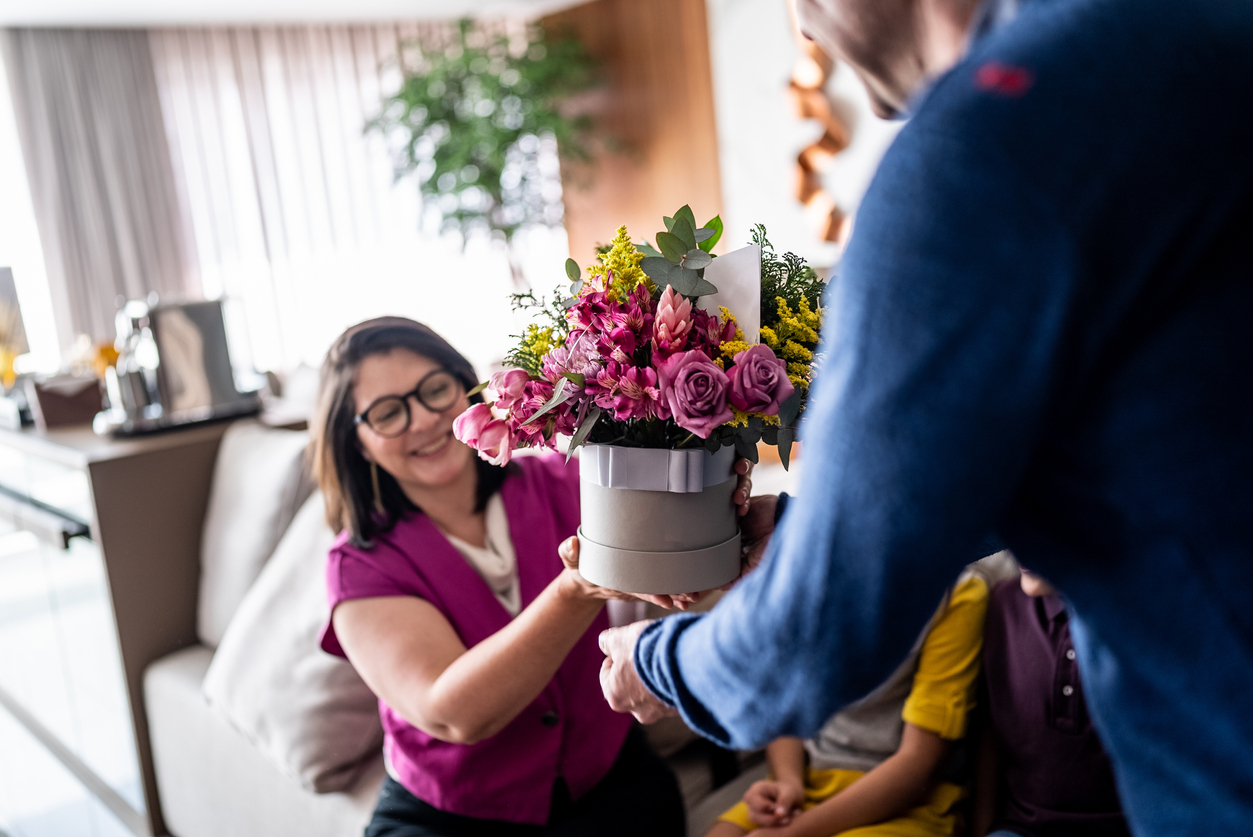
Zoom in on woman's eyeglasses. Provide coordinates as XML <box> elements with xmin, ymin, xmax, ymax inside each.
<box><xmin>355</xmin><ymin>369</ymin><xmax>464</xmax><ymax>438</ymax></box>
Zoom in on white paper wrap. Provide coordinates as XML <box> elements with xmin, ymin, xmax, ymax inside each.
<box><xmin>579</xmin><ymin>444</ymin><xmax>736</xmax><ymax>494</ymax></box>
<box><xmin>698</xmin><ymin>244</ymin><xmax>761</xmax><ymax>345</ymax></box>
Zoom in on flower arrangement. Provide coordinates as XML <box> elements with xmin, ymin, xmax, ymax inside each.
<box><xmin>454</xmin><ymin>206</ymin><xmax>824</xmax><ymax>470</ymax></box>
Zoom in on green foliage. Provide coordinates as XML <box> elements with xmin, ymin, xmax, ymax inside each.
<box><xmin>640</xmin><ymin>205</ymin><xmax>724</xmax><ymax>300</ymax></box>
<box><xmin>753</xmin><ymin>224</ymin><xmax>825</xmax><ymax>330</ymax></box>
<box><xmin>501</xmin><ymin>288</ymin><xmax>570</xmax><ymax>375</ymax></box>
<box><xmin>371</xmin><ymin>20</ymin><xmax>598</xmax><ymax>243</ymax></box>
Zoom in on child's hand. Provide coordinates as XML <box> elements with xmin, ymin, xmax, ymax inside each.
<box><xmin>744</xmin><ymin>778</ymin><xmax>805</xmax><ymax>827</ymax></box>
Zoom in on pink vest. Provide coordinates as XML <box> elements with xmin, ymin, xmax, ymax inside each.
<box><xmin>321</xmin><ymin>455</ymin><xmax>631</xmax><ymax>824</ymax></box>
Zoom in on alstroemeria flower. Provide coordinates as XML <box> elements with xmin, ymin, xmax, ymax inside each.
<box><xmin>610</xmin><ymin>366</ymin><xmax>661</xmax><ymax>421</ymax></box>
<box><xmin>484</xmin><ymin>368</ymin><xmax>530</xmax><ymax>410</ymax></box>
<box><xmin>652</xmin><ymin>285</ymin><xmax>693</xmax><ymax>361</ymax></box>
<box><xmin>657</xmin><ymin>350</ymin><xmax>733</xmax><ymax>438</ymax></box>
<box><xmin>455</xmin><ymin>403</ymin><xmax>514</xmax><ymax>465</ymax></box>
<box><xmin>452</xmin><ymin>403</ymin><xmax>494</xmax><ymax>448</ymax></box>
<box><xmin>728</xmin><ymin>344</ymin><xmax>794</xmax><ymax>415</ymax></box>
<box><xmin>475</xmin><ymin>419</ymin><xmax>514</xmax><ymax>466</ymax></box>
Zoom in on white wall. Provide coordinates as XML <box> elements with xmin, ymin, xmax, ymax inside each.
<box><xmin>706</xmin><ymin>0</ymin><xmax>902</xmax><ymax>272</ymax></box>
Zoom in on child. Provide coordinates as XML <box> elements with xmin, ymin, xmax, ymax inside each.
<box><xmin>706</xmin><ymin>552</ymin><xmax>1017</xmax><ymax>837</ymax></box>
<box><xmin>972</xmin><ymin>569</ymin><xmax>1129</xmax><ymax>837</ymax></box>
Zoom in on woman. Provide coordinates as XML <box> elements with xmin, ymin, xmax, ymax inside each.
<box><xmin>313</xmin><ymin>317</ymin><xmax>750</xmax><ymax>836</ymax></box>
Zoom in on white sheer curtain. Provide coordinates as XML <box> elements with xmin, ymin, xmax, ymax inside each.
<box><xmin>1</xmin><ymin>28</ymin><xmax>200</xmax><ymax>346</ymax></box>
<box><xmin>149</xmin><ymin>23</ymin><xmax>568</xmax><ymax>376</ymax></box>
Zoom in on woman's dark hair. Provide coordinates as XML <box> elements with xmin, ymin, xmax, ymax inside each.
<box><xmin>312</xmin><ymin>316</ymin><xmax>511</xmax><ymax>547</ymax></box>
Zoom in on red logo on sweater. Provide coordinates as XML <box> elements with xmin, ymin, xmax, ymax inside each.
<box><xmin>974</xmin><ymin>62</ymin><xmax>1034</xmax><ymax>97</ymax></box>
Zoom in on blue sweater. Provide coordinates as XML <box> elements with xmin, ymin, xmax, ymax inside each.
<box><xmin>634</xmin><ymin>0</ymin><xmax>1253</xmax><ymax>833</ymax></box>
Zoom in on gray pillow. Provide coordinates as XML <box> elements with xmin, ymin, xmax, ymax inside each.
<box><xmin>202</xmin><ymin>492</ymin><xmax>383</xmax><ymax>793</ymax></box>
<box><xmin>198</xmin><ymin>420</ymin><xmax>314</xmax><ymax>647</ymax></box>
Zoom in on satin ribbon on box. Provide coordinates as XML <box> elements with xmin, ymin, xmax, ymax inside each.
<box><xmin>579</xmin><ymin>445</ymin><xmax>737</xmax><ymax>493</ymax></box>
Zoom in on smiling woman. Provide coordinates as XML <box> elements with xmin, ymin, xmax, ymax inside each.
<box><xmin>307</xmin><ymin>316</ymin><xmax>693</xmax><ymax>836</ymax></box>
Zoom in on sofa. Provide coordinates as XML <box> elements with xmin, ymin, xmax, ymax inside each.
<box><xmin>143</xmin><ymin>420</ymin><xmax>771</xmax><ymax>837</ymax></box>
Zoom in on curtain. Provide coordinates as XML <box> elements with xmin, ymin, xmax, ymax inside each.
<box><xmin>1</xmin><ymin>29</ymin><xmax>199</xmax><ymax>346</ymax></box>
<box><xmin>148</xmin><ymin>24</ymin><xmax>563</xmax><ymax>376</ymax></box>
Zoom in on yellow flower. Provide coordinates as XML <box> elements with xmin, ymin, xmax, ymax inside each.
<box><xmin>524</xmin><ymin>325</ymin><xmax>557</xmax><ymax>358</ymax></box>
<box><xmin>782</xmin><ymin>340</ymin><xmax>813</xmax><ymax>362</ymax></box>
<box><xmin>727</xmin><ymin>407</ymin><xmax>781</xmax><ymax>428</ymax></box>
<box><xmin>585</xmin><ymin>226</ymin><xmax>651</xmax><ymax>301</ymax></box>
<box><xmin>718</xmin><ymin>307</ymin><xmax>751</xmax><ymax>363</ymax></box>
<box><xmin>759</xmin><ymin>326</ymin><xmax>780</xmax><ymax>351</ymax></box>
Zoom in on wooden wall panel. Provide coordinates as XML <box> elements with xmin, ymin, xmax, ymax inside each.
<box><xmin>544</xmin><ymin>0</ymin><xmax>723</xmax><ymax>267</ymax></box>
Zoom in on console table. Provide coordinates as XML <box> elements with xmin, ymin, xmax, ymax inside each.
<box><xmin>0</xmin><ymin>422</ymin><xmax>229</xmax><ymax>836</ymax></box>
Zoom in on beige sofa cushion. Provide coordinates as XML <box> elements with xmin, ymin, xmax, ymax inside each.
<box><xmin>202</xmin><ymin>492</ymin><xmax>383</xmax><ymax>793</ymax></box>
<box><xmin>198</xmin><ymin>419</ymin><xmax>314</xmax><ymax>647</ymax></box>
<box><xmin>147</xmin><ymin>646</ymin><xmax>382</xmax><ymax>837</ymax></box>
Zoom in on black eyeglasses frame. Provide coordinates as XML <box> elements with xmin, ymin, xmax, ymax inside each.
<box><xmin>353</xmin><ymin>368</ymin><xmax>464</xmax><ymax>437</ymax></box>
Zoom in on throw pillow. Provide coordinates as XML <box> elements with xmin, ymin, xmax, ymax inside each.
<box><xmin>202</xmin><ymin>491</ymin><xmax>383</xmax><ymax>793</ymax></box>
<box><xmin>198</xmin><ymin>419</ymin><xmax>314</xmax><ymax>647</ymax></box>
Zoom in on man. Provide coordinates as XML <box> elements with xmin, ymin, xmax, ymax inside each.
<box><xmin>598</xmin><ymin>0</ymin><xmax>1253</xmax><ymax>833</ymax></box>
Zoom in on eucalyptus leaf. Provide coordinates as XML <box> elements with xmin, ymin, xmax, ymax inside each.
<box><xmin>521</xmin><ymin>377</ymin><xmax>570</xmax><ymax>426</ymax></box>
<box><xmin>565</xmin><ymin>406</ymin><xmax>602</xmax><ymax>463</ymax></box>
<box><xmin>641</xmin><ymin>256</ymin><xmax>673</xmax><ymax>280</ymax></box>
<box><xmin>761</xmin><ymin>425</ymin><xmax>780</xmax><ymax>446</ymax></box>
<box><xmin>656</xmin><ymin>232</ymin><xmax>686</xmax><ymax>263</ymax></box>
<box><xmin>692</xmin><ymin>278</ymin><xmax>719</xmax><ymax>297</ymax></box>
<box><xmin>564</xmin><ymin>258</ymin><xmax>580</xmax><ymax>282</ymax></box>
<box><xmin>561</xmin><ymin>297</ymin><xmax>578</xmax><ymax>309</ymax></box>
<box><xmin>778</xmin><ymin>390</ymin><xmax>802</xmax><ymax>426</ymax></box>
<box><xmin>637</xmin><ymin>241</ymin><xmax>664</xmax><ymax>259</ymax></box>
<box><xmin>734</xmin><ymin>432</ymin><xmax>759</xmax><ymax>464</ymax></box>
<box><xmin>570</xmin><ymin>280</ymin><xmax>583</xmax><ymax>295</ymax></box>
<box><xmin>704</xmin><ymin>435</ymin><xmax>723</xmax><ymax>453</ymax></box>
<box><xmin>748</xmin><ymin>416</ymin><xmax>765</xmax><ymax>433</ymax></box>
<box><xmin>694</xmin><ymin>227</ymin><xmax>715</xmax><ymax>243</ymax></box>
<box><xmin>778</xmin><ymin>425</ymin><xmax>795</xmax><ymax>470</ymax></box>
<box><xmin>671</xmin><ymin>266</ymin><xmax>699</xmax><ymax>296</ymax></box>
<box><xmin>663</xmin><ymin>216</ymin><xmax>675</xmax><ymax>232</ymax></box>
<box><xmin>682</xmin><ymin>249</ymin><xmax>712</xmax><ymax>270</ymax></box>
<box><xmin>467</xmin><ymin>380</ymin><xmax>489</xmax><ymax>397</ymax></box>
<box><xmin>560</xmin><ymin>371</ymin><xmax>586</xmax><ymax>387</ymax></box>
<box><xmin>671</xmin><ymin>216</ymin><xmax>697</xmax><ymax>251</ymax></box>
<box><xmin>699</xmin><ymin>215</ymin><xmax>724</xmax><ymax>253</ymax></box>
<box><xmin>674</xmin><ymin>205</ymin><xmax>697</xmax><ymax>232</ymax></box>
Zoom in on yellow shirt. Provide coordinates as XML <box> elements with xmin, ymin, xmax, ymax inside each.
<box><xmin>720</xmin><ymin>574</ymin><xmax>990</xmax><ymax>836</ymax></box>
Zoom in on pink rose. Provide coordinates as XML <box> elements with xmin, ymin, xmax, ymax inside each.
<box><xmin>484</xmin><ymin>369</ymin><xmax>530</xmax><ymax>409</ymax></box>
<box><xmin>657</xmin><ymin>350</ymin><xmax>733</xmax><ymax>438</ymax></box>
<box><xmin>728</xmin><ymin>344</ymin><xmax>795</xmax><ymax>415</ymax></box>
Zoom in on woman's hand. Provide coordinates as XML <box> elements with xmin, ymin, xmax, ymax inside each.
<box><xmin>558</xmin><ymin>536</ymin><xmax>704</xmax><ymax>611</ymax></box>
<box><xmin>745</xmin><ymin>778</ymin><xmax>807</xmax><ymax>827</ymax></box>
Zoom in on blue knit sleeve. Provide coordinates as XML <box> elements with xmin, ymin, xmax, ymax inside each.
<box><xmin>631</xmin><ymin>82</ymin><xmax>1076</xmax><ymax>749</ymax></box>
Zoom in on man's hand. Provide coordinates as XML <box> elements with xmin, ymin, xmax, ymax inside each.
<box><xmin>598</xmin><ymin>620</ymin><xmax>679</xmax><ymax>724</ymax></box>
<box><xmin>731</xmin><ymin>493</ymin><xmax>778</xmax><ymax>585</ymax></box>
<box><xmin>745</xmin><ymin>778</ymin><xmax>806</xmax><ymax>827</ymax></box>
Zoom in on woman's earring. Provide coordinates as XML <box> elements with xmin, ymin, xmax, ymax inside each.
<box><xmin>370</xmin><ymin>461</ymin><xmax>385</xmax><ymax>514</ymax></box>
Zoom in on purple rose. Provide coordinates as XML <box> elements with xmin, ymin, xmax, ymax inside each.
<box><xmin>728</xmin><ymin>344</ymin><xmax>795</xmax><ymax>416</ymax></box>
<box><xmin>658</xmin><ymin>350</ymin><xmax>733</xmax><ymax>438</ymax></box>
